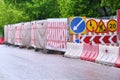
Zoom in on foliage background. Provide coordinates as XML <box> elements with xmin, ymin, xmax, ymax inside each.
<box><xmin>0</xmin><ymin>0</ymin><xmax>120</xmax><ymax>36</ymax></box>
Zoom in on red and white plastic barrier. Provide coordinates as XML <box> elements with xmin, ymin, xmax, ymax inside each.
<box><xmin>64</xmin><ymin>42</ymin><xmax>83</xmax><ymax>58</ymax></box>
<box><xmin>114</xmin><ymin>48</ymin><xmax>120</xmax><ymax>67</ymax></box>
<box><xmin>96</xmin><ymin>45</ymin><xmax>119</xmax><ymax>65</ymax></box>
<box><xmin>80</xmin><ymin>44</ymin><xmax>99</xmax><ymax>62</ymax></box>
<box><xmin>64</xmin><ymin>42</ymin><xmax>120</xmax><ymax>66</ymax></box>
<box><xmin>0</xmin><ymin>37</ymin><xmax>4</xmax><ymax>44</ymax></box>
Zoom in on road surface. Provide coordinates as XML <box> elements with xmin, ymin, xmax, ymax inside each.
<box><xmin>0</xmin><ymin>45</ymin><xmax>120</xmax><ymax>80</ymax></box>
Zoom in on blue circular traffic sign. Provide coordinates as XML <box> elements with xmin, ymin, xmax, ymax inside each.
<box><xmin>70</xmin><ymin>17</ymin><xmax>85</xmax><ymax>34</ymax></box>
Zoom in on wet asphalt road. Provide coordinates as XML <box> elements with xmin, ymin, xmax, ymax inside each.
<box><xmin>0</xmin><ymin>45</ymin><xmax>120</xmax><ymax>80</ymax></box>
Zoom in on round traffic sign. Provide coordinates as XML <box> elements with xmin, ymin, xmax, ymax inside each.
<box><xmin>86</xmin><ymin>19</ymin><xmax>98</xmax><ymax>32</ymax></box>
<box><xmin>107</xmin><ymin>19</ymin><xmax>117</xmax><ymax>32</ymax></box>
<box><xmin>70</xmin><ymin>17</ymin><xmax>85</xmax><ymax>34</ymax></box>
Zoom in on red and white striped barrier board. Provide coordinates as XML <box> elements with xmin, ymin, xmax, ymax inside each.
<box><xmin>80</xmin><ymin>44</ymin><xmax>99</xmax><ymax>62</ymax></box>
<box><xmin>70</xmin><ymin>34</ymin><xmax>117</xmax><ymax>45</ymax></box>
<box><xmin>96</xmin><ymin>44</ymin><xmax>119</xmax><ymax>65</ymax></box>
<box><xmin>64</xmin><ymin>42</ymin><xmax>83</xmax><ymax>58</ymax></box>
<box><xmin>46</xmin><ymin>18</ymin><xmax>68</xmax><ymax>52</ymax></box>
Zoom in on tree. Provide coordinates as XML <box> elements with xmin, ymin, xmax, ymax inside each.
<box><xmin>1</xmin><ymin>0</ymin><xmax>120</xmax><ymax>28</ymax></box>
<box><xmin>0</xmin><ymin>0</ymin><xmax>30</xmax><ymax>36</ymax></box>
<box><xmin>101</xmin><ymin>0</ymin><xmax>120</xmax><ymax>16</ymax></box>
<box><xmin>58</xmin><ymin>0</ymin><xmax>101</xmax><ymax>17</ymax></box>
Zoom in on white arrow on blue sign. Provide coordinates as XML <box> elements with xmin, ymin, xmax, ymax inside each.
<box><xmin>70</xmin><ymin>17</ymin><xmax>85</xmax><ymax>34</ymax></box>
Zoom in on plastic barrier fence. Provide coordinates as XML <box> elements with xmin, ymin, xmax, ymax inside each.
<box><xmin>96</xmin><ymin>45</ymin><xmax>119</xmax><ymax>65</ymax></box>
<box><xmin>3</xmin><ymin>13</ymin><xmax>120</xmax><ymax>68</ymax></box>
<box><xmin>64</xmin><ymin>42</ymin><xmax>119</xmax><ymax>66</ymax></box>
<box><xmin>64</xmin><ymin>42</ymin><xmax>83</xmax><ymax>58</ymax></box>
<box><xmin>115</xmin><ymin>48</ymin><xmax>120</xmax><ymax>67</ymax></box>
<box><xmin>80</xmin><ymin>44</ymin><xmax>99</xmax><ymax>62</ymax></box>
